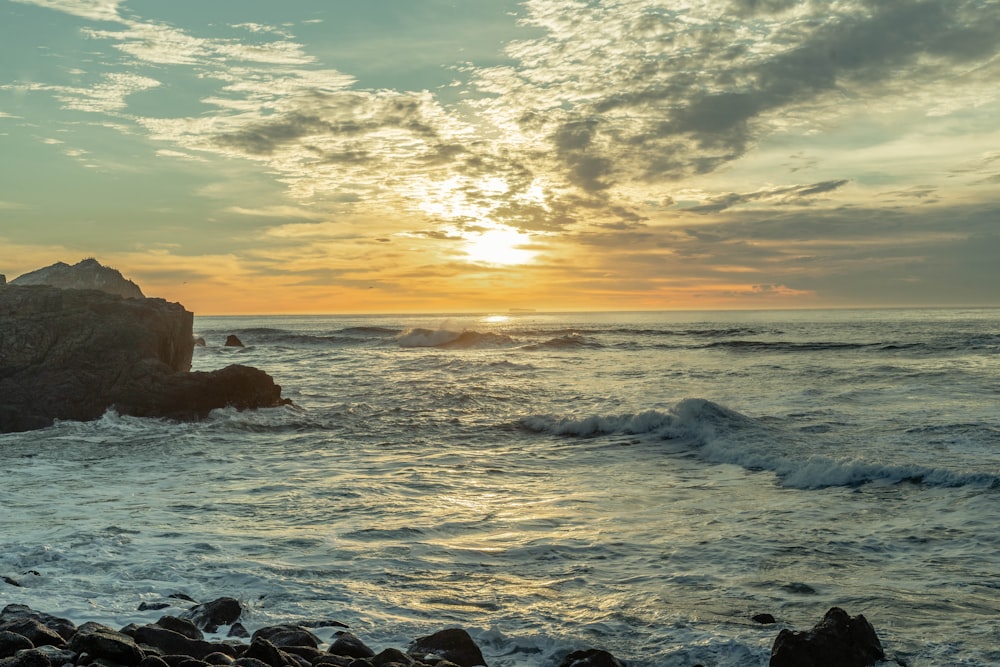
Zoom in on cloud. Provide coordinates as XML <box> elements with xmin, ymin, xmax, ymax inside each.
<box><xmin>10</xmin><ymin>0</ymin><xmax>125</xmax><ymax>22</ymax></box>
<box><xmin>685</xmin><ymin>179</ymin><xmax>850</xmax><ymax>213</ymax></box>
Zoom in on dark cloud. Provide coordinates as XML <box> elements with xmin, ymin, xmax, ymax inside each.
<box><xmin>685</xmin><ymin>179</ymin><xmax>850</xmax><ymax>213</ymax></box>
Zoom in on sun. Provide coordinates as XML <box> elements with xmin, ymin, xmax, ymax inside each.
<box><xmin>463</xmin><ymin>225</ymin><xmax>535</xmax><ymax>266</ymax></box>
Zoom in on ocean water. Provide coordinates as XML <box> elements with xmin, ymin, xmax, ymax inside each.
<box><xmin>2</xmin><ymin>309</ymin><xmax>998</xmax><ymax>666</ymax></box>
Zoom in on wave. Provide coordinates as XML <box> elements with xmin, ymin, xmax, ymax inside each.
<box><xmin>519</xmin><ymin>399</ymin><xmax>999</xmax><ymax>490</ymax></box>
<box><xmin>396</xmin><ymin>327</ymin><xmax>518</xmax><ymax>349</ymax></box>
<box><xmin>519</xmin><ymin>333</ymin><xmax>603</xmax><ymax>351</ymax></box>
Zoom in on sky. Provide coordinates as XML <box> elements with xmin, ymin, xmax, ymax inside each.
<box><xmin>1</xmin><ymin>0</ymin><xmax>999</xmax><ymax>314</ymax></box>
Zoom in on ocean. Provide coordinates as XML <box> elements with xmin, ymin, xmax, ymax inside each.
<box><xmin>1</xmin><ymin>309</ymin><xmax>998</xmax><ymax>666</ymax></box>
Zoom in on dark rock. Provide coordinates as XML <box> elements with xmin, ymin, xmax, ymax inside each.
<box><xmin>155</xmin><ymin>618</ymin><xmax>203</xmax><ymax>641</ymax></box>
<box><xmin>131</xmin><ymin>626</ymin><xmax>230</xmax><ymax>661</ymax></box>
<box><xmin>11</xmin><ymin>259</ymin><xmax>144</xmax><ymax>299</ymax></box>
<box><xmin>0</xmin><ymin>284</ymin><xmax>289</xmax><ymax>433</ymax></box>
<box><xmin>0</xmin><ymin>621</ymin><xmax>63</xmax><ymax>650</ymax></box>
<box><xmin>181</xmin><ymin>599</ymin><xmax>243</xmax><ymax>634</ymax></box>
<box><xmin>68</xmin><ymin>623</ymin><xmax>145</xmax><ymax>666</ymax></box>
<box><xmin>177</xmin><ymin>659</ymin><xmax>211</xmax><ymax>667</ymax></box>
<box><xmin>557</xmin><ymin>649</ymin><xmax>626</xmax><ymax>667</ymax></box>
<box><xmin>251</xmin><ymin>626</ymin><xmax>319</xmax><ymax>649</ymax></box>
<box><xmin>225</xmin><ymin>336</ymin><xmax>244</xmax><ymax>348</ymax></box>
<box><xmin>279</xmin><ymin>647</ymin><xmax>321</xmax><ymax>664</ymax></box>
<box><xmin>232</xmin><ymin>658</ymin><xmax>271</xmax><ymax>667</ymax></box>
<box><xmin>328</xmin><ymin>634</ymin><xmax>374</xmax><ymax>660</ymax></box>
<box><xmin>311</xmin><ymin>657</ymin><xmax>352</xmax><ymax>667</ymax></box>
<box><xmin>25</xmin><ymin>645</ymin><xmax>75</xmax><ymax>666</ymax></box>
<box><xmin>370</xmin><ymin>648</ymin><xmax>415</xmax><ymax>667</ymax></box>
<box><xmin>4</xmin><ymin>649</ymin><xmax>51</xmax><ymax>667</ymax></box>
<box><xmin>243</xmin><ymin>639</ymin><xmax>286</xmax><ymax>667</ymax></box>
<box><xmin>408</xmin><ymin>630</ymin><xmax>485</xmax><ymax>667</ymax></box>
<box><xmin>769</xmin><ymin>607</ymin><xmax>884</xmax><ymax>667</ymax></box>
<box><xmin>138</xmin><ymin>655</ymin><xmax>171</xmax><ymax>667</ymax></box>
<box><xmin>138</xmin><ymin>604</ymin><xmax>172</xmax><ymax>613</ymax></box>
<box><xmin>227</xmin><ymin>625</ymin><xmax>250</xmax><ymax>640</ymax></box>
<box><xmin>2</xmin><ymin>577</ymin><xmax>21</xmax><ymax>588</ymax></box>
<box><xmin>753</xmin><ymin>613</ymin><xmax>777</xmax><ymax>625</ymax></box>
<box><xmin>194</xmin><ymin>338</ymin><xmax>207</xmax><ymax>347</ymax></box>
<box><xmin>0</xmin><ymin>632</ymin><xmax>33</xmax><ymax>659</ymax></box>
<box><xmin>0</xmin><ymin>606</ymin><xmax>76</xmax><ymax>642</ymax></box>
<box><xmin>0</xmin><ymin>275</ymin><xmax>5</xmax><ymax>287</ymax></box>
<box><xmin>202</xmin><ymin>653</ymin><xmax>235</xmax><ymax>666</ymax></box>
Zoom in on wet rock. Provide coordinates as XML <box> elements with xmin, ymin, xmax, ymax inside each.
<box><xmin>225</xmin><ymin>335</ymin><xmax>245</xmax><ymax>348</ymax></box>
<box><xmin>252</xmin><ymin>627</ymin><xmax>319</xmax><ymax>650</ymax></box>
<box><xmin>557</xmin><ymin>649</ymin><xmax>626</xmax><ymax>667</ymax></box>
<box><xmin>227</xmin><ymin>625</ymin><xmax>250</xmax><ymax>640</ymax></box>
<box><xmin>0</xmin><ymin>632</ymin><xmax>34</xmax><ymax>659</ymax></box>
<box><xmin>753</xmin><ymin>613</ymin><xmax>777</xmax><ymax>624</ymax></box>
<box><xmin>3</xmin><ymin>649</ymin><xmax>51</xmax><ymax>667</ymax></box>
<box><xmin>182</xmin><ymin>598</ymin><xmax>243</xmax><ymax>634</ymax></box>
<box><xmin>769</xmin><ymin>607</ymin><xmax>884</xmax><ymax>667</ymax></box>
<box><xmin>68</xmin><ymin>622</ymin><xmax>145</xmax><ymax>667</ymax></box>
<box><xmin>155</xmin><ymin>618</ymin><xmax>203</xmax><ymax>641</ymax></box>
<box><xmin>328</xmin><ymin>634</ymin><xmax>374</xmax><ymax>660</ymax></box>
<box><xmin>242</xmin><ymin>639</ymin><xmax>286</xmax><ymax>667</ymax></box>
<box><xmin>0</xmin><ymin>606</ymin><xmax>76</xmax><ymax>642</ymax></box>
<box><xmin>137</xmin><ymin>656</ymin><xmax>171</xmax><ymax>667</ymax></box>
<box><xmin>0</xmin><ymin>621</ymin><xmax>63</xmax><ymax>650</ymax></box>
<box><xmin>0</xmin><ymin>282</ymin><xmax>289</xmax><ymax>433</ymax></box>
<box><xmin>130</xmin><ymin>625</ymin><xmax>231</xmax><ymax>661</ymax></box>
<box><xmin>370</xmin><ymin>648</ymin><xmax>415</xmax><ymax>666</ymax></box>
<box><xmin>407</xmin><ymin>629</ymin><xmax>485</xmax><ymax>667</ymax></box>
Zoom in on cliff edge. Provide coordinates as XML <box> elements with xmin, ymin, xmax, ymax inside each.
<box><xmin>0</xmin><ymin>262</ymin><xmax>289</xmax><ymax>433</ymax></box>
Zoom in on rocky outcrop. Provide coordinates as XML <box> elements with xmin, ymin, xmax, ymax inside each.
<box><xmin>769</xmin><ymin>607</ymin><xmax>884</xmax><ymax>667</ymax></box>
<box><xmin>10</xmin><ymin>258</ymin><xmax>144</xmax><ymax>299</ymax></box>
<box><xmin>0</xmin><ymin>284</ymin><xmax>289</xmax><ymax>433</ymax></box>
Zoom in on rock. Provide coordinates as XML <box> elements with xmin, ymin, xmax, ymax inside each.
<box><xmin>194</xmin><ymin>337</ymin><xmax>207</xmax><ymax>347</ymax></box>
<box><xmin>371</xmin><ymin>648</ymin><xmax>415</xmax><ymax>666</ymax></box>
<box><xmin>10</xmin><ymin>258</ymin><xmax>144</xmax><ymax>299</ymax></box>
<box><xmin>557</xmin><ymin>649</ymin><xmax>627</xmax><ymax>667</ymax></box>
<box><xmin>753</xmin><ymin>613</ymin><xmax>777</xmax><ymax>624</ymax></box>
<box><xmin>3</xmin><ymin>649</ymin><xmax>51</xmax><ymax>667</ymax></box>
<box><xmin>0</xmin><ymin>605</ymin><xmax>76</xmax><ymax>642</ymax></box>
<box><xmin>225</xmin><ymin>335</ymin><xmax>244</xmax><ymax>348</ymax></box>
<box><xmin>769</xmin><ymin>607</ymin><xmax>884</xmax><ymax>667</ymax></box>
<box><xmin>139</xmin><ymin>603</ymin><xmax>172</xmax><ymax>612</ymax></box>
<box><xmin>155</xmin><ymin>618</ymin><xmax>203</xmax><ymax>641</ymax></box>
<box><xmin>0</xmin><ymin>274</ymin><xmax>5</xmax><ymax>287</ymax></box>
<box><xmin>138</xmin><ymin>656</ymin><xmax>171</xmax><ymax>667</ymax></box>
<box><xmin>130</xmin><ymin>625</ymin><xmax>231</xmax><ymax>661</ymax></box>
<box><xmin>0</xmin><ymin>632</ymin><xmax>34</xmax><ymax>659</ymax></box>
<box><xmin>0</xmin><ymin>285</ymin><xmax>289</xmax><ymax>433</ymax></box>
<box><xmin>0</xmin><ymin>621</ymin><xmax>63</xmax><ymax>650</ymax></box>
<box><xmin>227</xmin><ymin>624</ymin><xmax>250</xmax><ymax>640</ymax></box>
<box><xmin>407</xmin><ymin>629</ymin><xmax>486</xmax><ymax>667</ymax></box>
<box><xmin>242</xmin><ymin>638</ymin><xmax>285</xmax><ymax>667</ymax></box>
<box><xmin>202</xmin><ymin>653</ymin><xmax>235</xmax><ymax>665</ymax></box>
<box><xmin>251</xmin><ymin>627</ymin><xmax>319</xmax><ymax>650</ymax></box>
<box><xmin>181</xmin><ymin>598</ymin><xmax>243</xmax><ymax>634</ymax></box>
<box><xmin>328</xmin><ymin>633</ymin><xmax>374</xmax><ymax>660</ymax></box>
<box><xmin>68</xmin><ymin>623</ymin><xmax>145</xmax><ymax>666</ymax></box>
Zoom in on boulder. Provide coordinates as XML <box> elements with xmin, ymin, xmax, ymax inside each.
<box><xmin>251</xmin><ymin>626</ymin><xmax>319</xmax><ymax>650</ymax></box>
<box><xmin>328</xmin><ymin>632</ymin><xmax>374</xmax><ymax>660</ymax></box>
<box><xmin>68</xmin><ymin>622</ymin><xmax>145</xmax><ymax>666</ymax></box>
<box><xmin>557</xmin><ymin>649</ymin><xmax>627</xmax><ymax>667</ymax></box>
<box><xmin>225</xmin><ymin>335</ymin><xmax>245</xmax><ymax>348</ymax></box>
<box><xmin>769</xmin><ymin>607</ymin><xmax>884</xmax><ymax>667</ymax></box>
<box><xmin>181</xmin><ymin>598</ymin><xmax>243</xmax><ymax>634</ymax></box>
<box><xmin>0</xmin><ymin>284</ymin><xmax>289</xmax><ymax>433</ymax></box>
<box><xmin>0</xmin><ymin>606</ymin><xmax>76</xmax><ymax>642</ymax></box>
<box><xmin>408</xmin><ymin>629</ymin><xmax>486</xmax><ymax>667</ymax></box>
<box><xmin>10</xmin><ymin>258</ymin><xmax>144</xmax><ymax>299</ymax></box>
<box><xmin>0</xmin><ymin>632</ymin><xmax>34</xmax><ymax>659</ymax></box>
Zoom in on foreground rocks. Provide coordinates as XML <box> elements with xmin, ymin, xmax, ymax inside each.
<box><xmin>0</xmin><ymin>600</ymin><xmax>896</xmax><ymax>667</ymax></box>
<box><xmin>0</xmin><ymin>280</ymin><xmax>289</xmax><ymax>433</ymax></box>
<box><xmin>0</xmin><ymin>602</ymin><xmax>495</xmax><ymax>667</ymax></box>
<box><xmin>769</xmin><ymin>607</ymin><xmax>884</xmax><ymax>667</ymax></box>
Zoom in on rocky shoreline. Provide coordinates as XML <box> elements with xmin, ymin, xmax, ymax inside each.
<box><xmin>0</xmin><ymin>596</ymin><xmax>894</xmax><ymax>667</ymax></box>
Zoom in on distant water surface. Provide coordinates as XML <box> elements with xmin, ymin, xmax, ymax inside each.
<box><xmin>2</xmin><ymin>309</ymin><xmax>998</xmax><ymax>666</ymax></box>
